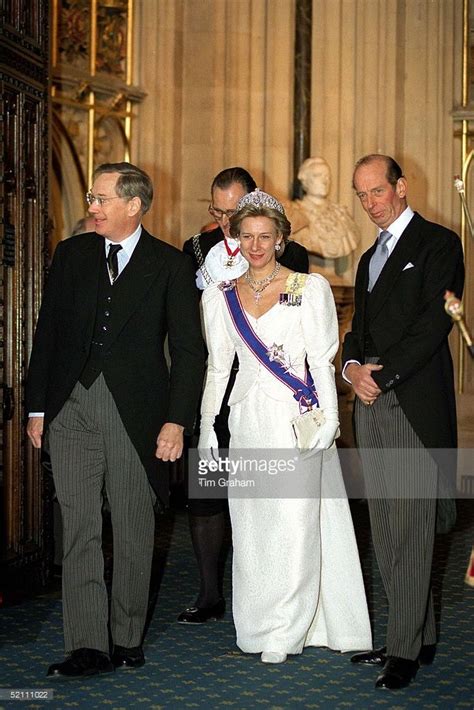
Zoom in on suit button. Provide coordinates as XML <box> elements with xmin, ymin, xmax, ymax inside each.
<box><xmin>395</xmin><ymin>374</ymin><xmax>400</xmax><ymax>380</ymax></box>
<box><xmin>104</xmin><ymin>310</ymin><xmax>110</xmax><ymax>317</ymax></box>
<box><xmin>102</xmin><ymin>325</ymin><xmax>108</xmax><ymax>331</ymax></box>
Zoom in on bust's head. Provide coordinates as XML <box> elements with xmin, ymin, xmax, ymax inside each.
<box><xmin>298</xmin><ymin>157</ymin><xmax>331</xmax><ymax>199</ymax></box>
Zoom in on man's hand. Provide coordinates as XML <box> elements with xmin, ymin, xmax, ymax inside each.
<box><xmin>346</xmin><ymin>363</ymin><xmax>383</xmax><ymax>405</ymax></box>
<box><xmin>155</xmin><ymin>422</ymin><xmax>185</xmax><ymax>462</ymax></box>
<box><xmin>27</xmin><ymin>416</ymin><xmax>44</xmax><ymax>449</ymax></box>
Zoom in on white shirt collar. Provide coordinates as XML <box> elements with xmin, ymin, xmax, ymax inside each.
<box><xmin>104</xmin><ymin>224</ymin><xmax>142</xmax><ymax>257</ymax></box>
<box><xmin>378</xmin><ymin>206</ymin><xmax>414</xmax><ymax>254</ymax></box>
<box><xmin>379</xmin><ymin>206</ymin><xmax>414</xmax><ymax>240</ymax></box>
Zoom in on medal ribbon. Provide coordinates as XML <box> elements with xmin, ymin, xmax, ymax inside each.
<box><xmin>223</xmin><ymin>287</ymin><xmax>319</xmax><ymax>409</ymax></box>
<box><xmin>224</xmin><ymin>238</ymin><xmax>240</xmax><ymax>259</ymax></box>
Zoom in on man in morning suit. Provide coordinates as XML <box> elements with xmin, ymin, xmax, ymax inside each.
<box><xmin>178</xmin><ymin>167</ymin><xmax>309</xmax><ymax>624</ymax></box>
<box><xmin>342</xmin><ymin>154</ymin><xmax>464</xmax><ymax>690</ymax></box>
<box><xmin>26</xmin><ymin>162</ymin><xmax>205</xmax><ymax>678</ymax></box>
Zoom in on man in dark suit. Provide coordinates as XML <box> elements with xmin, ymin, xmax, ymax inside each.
<box><xmin>342</xmin><ymin>154</ymin><xmax>464</xmax><ymax>690</ymax></box>
<box><xmin>178</xmin><ymin>167</ymin><xmax>309</xmax><ymax>624</ymax></box>
<box><xmin>26</xmin><ymin>162</ymin><xmax>205</xmax><ymax>678</ymax></box>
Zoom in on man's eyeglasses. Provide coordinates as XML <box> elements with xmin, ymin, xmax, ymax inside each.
<box><xmin>208</xmin><ymin>204</ymin><xmax>237</xmax><ymax>220</ymax></box>
<box><xmin>86</xmin><ymin>191</ymin><xmax>121</xmax><ymax>207</ymax></box>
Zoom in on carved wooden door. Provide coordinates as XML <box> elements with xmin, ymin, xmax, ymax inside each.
<box><xmin>0</xmin><ymin>0</ymin><xmax>52</xmax><ymax>596</ymax></box>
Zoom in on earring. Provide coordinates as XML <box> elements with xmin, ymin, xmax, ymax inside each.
<box><xmin>275</xmin><ymin>242</ymin><xmax>281</xmax><ymax>252</ymax></box>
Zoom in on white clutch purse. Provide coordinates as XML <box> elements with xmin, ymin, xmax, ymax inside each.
<box><xmin>291</xmin><ymin>407</ymin><xmax>326</xmax><ymax>453</ymax></box>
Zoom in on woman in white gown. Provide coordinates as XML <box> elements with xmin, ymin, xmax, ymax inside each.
<box><xmin>198</xmin><ymin>190</ymin><xmax>371</xmax><ymax>664</ymax></box>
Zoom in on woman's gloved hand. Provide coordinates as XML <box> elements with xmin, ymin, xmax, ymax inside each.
<box><xmin>198</xmin><ymin>414</ymin><xmax>219</xmax><ymax>463</ymax></box>
<box><xmin>313</xmin><ymin>408</ymin><xmax>340</xmax><ymax>450</ymax></box>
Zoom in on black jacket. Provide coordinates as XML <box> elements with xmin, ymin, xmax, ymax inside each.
<box><xmin>26</xmin><ymin>229</ymin><xmax>206</xmax><ymax>502</ymax></box>
<box><xmin>183</xmin><ymin>226</ymin><xmax>310</xmax><ymax>274</ymax></box>
<box><xmin>342</xmin><ymin>212</ymin><xmax>464</xmax><ymax>450</ymax></box>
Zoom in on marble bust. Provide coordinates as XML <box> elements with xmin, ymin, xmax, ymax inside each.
<box><xmin>287</xmin><ymin>157</ymin><xmax>360</xmax><ymax>259</ymax></box>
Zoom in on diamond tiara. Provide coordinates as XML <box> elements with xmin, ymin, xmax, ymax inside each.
<box><xmin>235</xmin><ymin>188</ymin><xmax>285</xmax><ymax>215</ymax></box>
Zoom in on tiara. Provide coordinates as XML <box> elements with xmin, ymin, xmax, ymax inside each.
<box><xmin>235</xmin><ymin>188</ymin><xmax>285</xmax><ymax>215</ymax></box>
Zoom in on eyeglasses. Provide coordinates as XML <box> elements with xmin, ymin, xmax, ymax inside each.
<box><xmin>208</xmin><ymin>204</ymin><xmax>237</xmax><ymax>220</ymax></box>
<box><xmin>86</xmin><ymin>191</ymin><xmax>121</xmax><ymax>207</ymax></box>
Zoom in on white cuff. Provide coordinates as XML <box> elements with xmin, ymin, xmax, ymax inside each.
<box><xmin>342</xmin><ymin>360</ymin><xmax>361</xmax><ymax>384</ymax></box>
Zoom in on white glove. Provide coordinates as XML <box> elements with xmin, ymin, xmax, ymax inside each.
<box><xmin>198</xmin><ymin>414</ymin><xmax>219</xmax><ymax>463</ymax></box>
<box><xmin>313</xmin><ymin>408</ymin><xmax>340</xmax><ymax>450</ymax></box>
<box><xmin>310</xmin><ymin>364</ymin><xmax>339</xmax><ymax>450</ymax></box>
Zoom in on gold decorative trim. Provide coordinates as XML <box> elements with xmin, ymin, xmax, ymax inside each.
<box><xmin>452</xmin><ymin>0</ymin><xmax>473</xmax><ymax>392</ymax></box>
<box><xmin>51</xmin><ymin>0</ymin><xmax>146</xmax><ymax>240</ymax></box>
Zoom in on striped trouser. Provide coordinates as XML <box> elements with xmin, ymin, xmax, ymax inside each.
<box><xmin>49</xmin><ymin>374</ymin><xmax>156</xmax><ymax>654</ymax></box>
<box><xmin>355</xmin><ymin>370</ymin><xmax>437</xmax><ymax>660</ymax></box>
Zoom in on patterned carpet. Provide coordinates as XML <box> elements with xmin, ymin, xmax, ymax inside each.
<box><xmin>0</xmin><ymin>499</ymin><xmax>472</xmax><ymax>710</ymax></box>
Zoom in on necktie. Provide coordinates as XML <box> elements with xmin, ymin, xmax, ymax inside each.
<box><xmin>107</xmin><ymin>244</ymin><xmax>122</xmax><ymax>282</ymax></box>
<box><xmin>368</xmin><ymin>230</ymin><xmax>392</xmax><ymax>291</ymax></box>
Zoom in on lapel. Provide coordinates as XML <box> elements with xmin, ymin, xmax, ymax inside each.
<box><xmin>103</xmin><ymin>229</ymin><xmax>163</xmax><ymax>344</ymax></box>
<box><xmin>366</xmin><ymin>212</ymin><xmax>423</xmax><ymax>321</ymax></box>
<box><xmin>357</xmin><ymin>244</ymin><xmax>376</xmax><ymax>321</ymax></box>
<box><xmin>73</xmin><ymin>234</ymin><xmax>104</xmax><ymax>345</ymax></box>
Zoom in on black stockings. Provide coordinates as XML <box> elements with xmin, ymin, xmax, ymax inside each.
<box><xmin>189</xmin><ymin>511</ymin><xmax>226</xmax><ymax>607</ymax></box>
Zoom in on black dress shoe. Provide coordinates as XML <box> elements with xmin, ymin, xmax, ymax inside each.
<box><xmin>375</xmin><ymin>656</ymin><xmax>418</xmax><ymax>690</ymax></box>
<box><xmin>112</xmin><ymin>645</ymin><xmax>145</xmax><ymax>669</ymax></box>
<box><xmin>351</xmin><ymin>646</ymin><xmax>387</xmax><ymax>666</ymax></box>
<box><xmin>47</xmin><ymin>648</ymin><xmax>114</xmax><ymax>678</ymax></box>
<box><xmin>351</xmin><ymin>643</ymin><xmax>436</xmax><ymax>667</ymax></box>
<box><xmin>177</xmin><ymin>598</ymin><xmax>225</xmax><ymax>624</ymax></box>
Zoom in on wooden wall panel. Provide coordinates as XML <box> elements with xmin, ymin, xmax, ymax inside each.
<box><xmin>0</xmin><ymin>0</ymin><xmax>52</xmax><ymax>595</ymax></box>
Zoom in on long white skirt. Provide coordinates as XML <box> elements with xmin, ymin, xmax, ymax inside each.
<box><xmin>228</xmin><ymin>388</ymin><xmax>372</xmax><ymax>655</ymax></box>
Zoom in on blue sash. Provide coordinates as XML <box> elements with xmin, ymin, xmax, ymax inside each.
<box><xmin>223</xmin><ymin>287</ymin><xmax>319</xmax><ymax>409</ymax></box>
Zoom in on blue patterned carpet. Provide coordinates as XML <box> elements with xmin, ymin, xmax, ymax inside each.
<box><xmin>0</xmin><ymin>500</ymin><xmax>472</xmax><ymax>709</ymax></box>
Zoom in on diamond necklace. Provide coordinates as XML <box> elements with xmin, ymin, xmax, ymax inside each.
<box><xmin>244</xmin><ymin>262</ymin><xmax>281</xmax><ymax>303</ymax></box>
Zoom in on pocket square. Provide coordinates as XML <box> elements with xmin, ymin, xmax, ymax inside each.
<box><xmin>402</xmin><ymin>262</ymin><xmax>415</xmax><ymax>271</ymax></box>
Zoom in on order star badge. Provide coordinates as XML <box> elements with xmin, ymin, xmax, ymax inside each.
<box><xmin>267</xmin><ymin>343</ymin><xmax>287</xmax><ymax>367</ymax></box>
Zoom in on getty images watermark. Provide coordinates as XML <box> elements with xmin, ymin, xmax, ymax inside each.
<box><xmin>190</xmin><ymin>449</ymin><xmax>308</xmax><ymax>499</ymax></box>
<box><xmin>187</xmin><ymin>447</ymin><xmax>474</xmax><ymax>500</ymax></box>
<box><xmin>198</xmin><ymin>453</ymin><xmax>298</xmax><ymax>485</ymax></box>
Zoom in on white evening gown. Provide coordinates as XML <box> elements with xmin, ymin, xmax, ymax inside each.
<box><xmin>201</xmin><ymin>273</ymin><xmax>372</xmax><ymax>656</ymax></box>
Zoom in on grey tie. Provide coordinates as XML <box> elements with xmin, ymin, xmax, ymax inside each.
<box><xmin>107</xmin><ymin>244</ymin><xmax>122</xmax><ymax>282</ymax></box>
<box><xmin>368</xmin><ymin>230</ymin><xmax>392</xmax><ymax>291</ymax></box>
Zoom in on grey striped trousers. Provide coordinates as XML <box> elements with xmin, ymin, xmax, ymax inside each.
<box><xmin>49</xmin><ymin>374</ymin><xmax>156</xmax><ymax>654</ymax></box>
<box><xmin>355</xmin><ymin>375</ymin><xmax>438</xmax><ymax>661</ymax></box>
